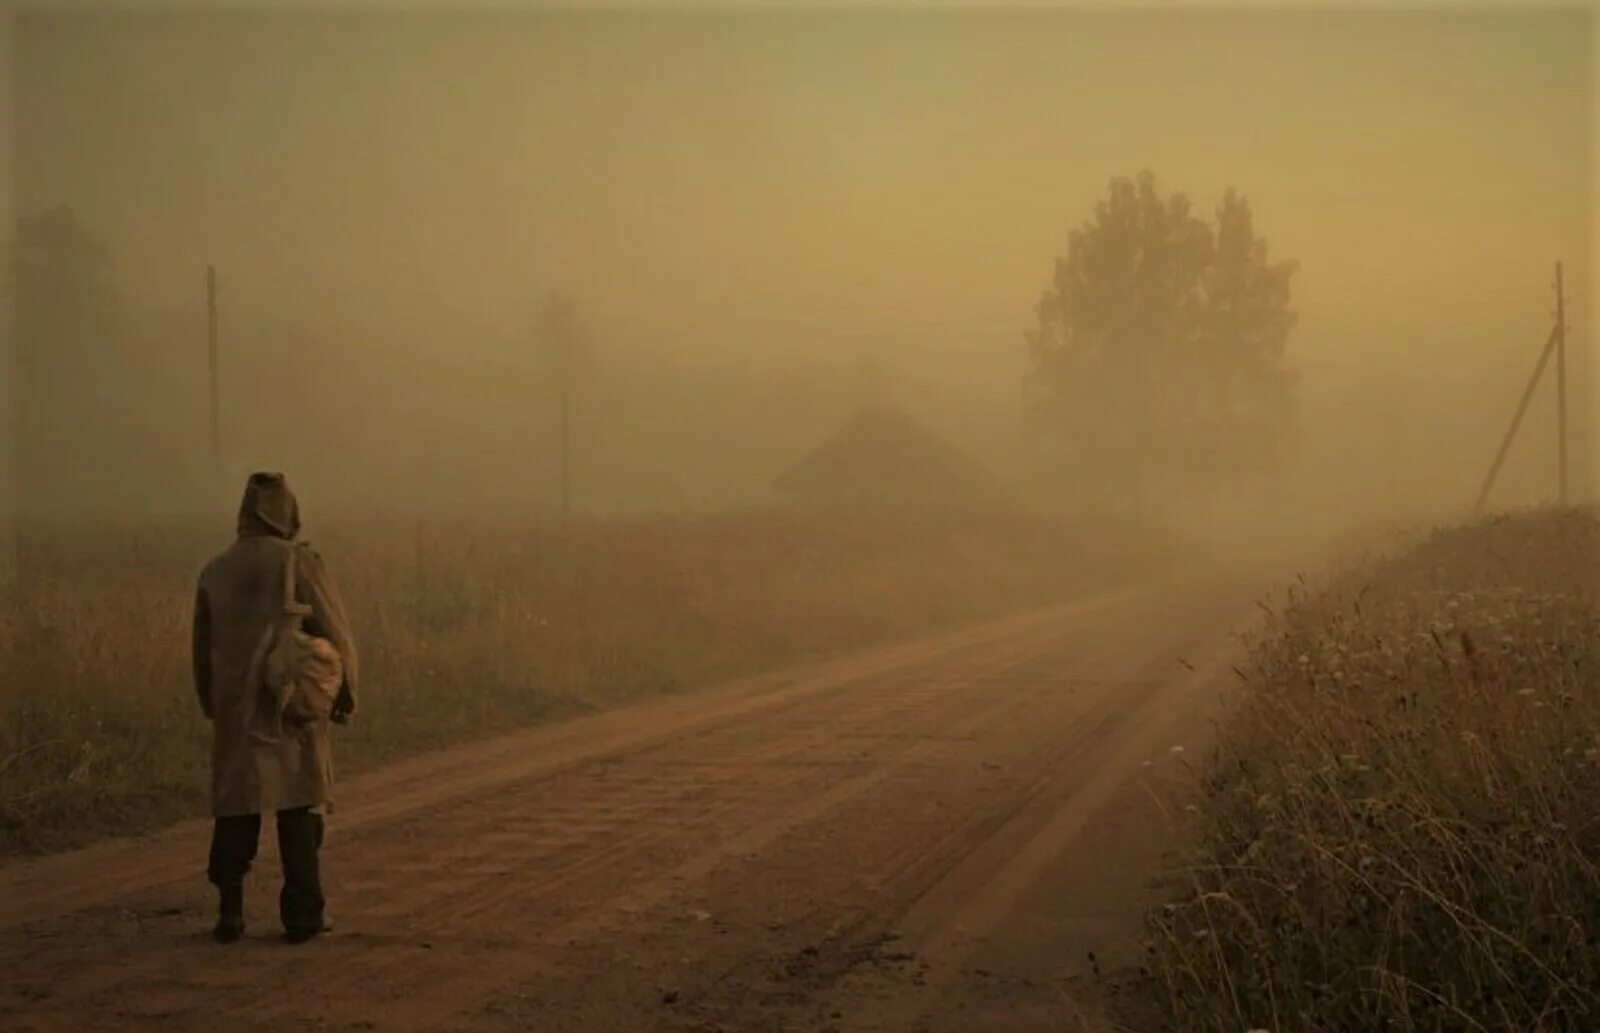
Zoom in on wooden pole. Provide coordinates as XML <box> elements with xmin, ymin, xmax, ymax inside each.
<box><xmin>1474</xmin><ymin>323</ymin><xmax>1560</xmax><ymax>515</ymax></box>
<box><xmin>560</xmin><ymin>389</ymin><xmax>571</xmax><ymax>519</ymax></box>
<box><xmin>1555</xmin><ymin>261</ymin><xmax>1568</xmax><ymax>505</ymax></box>
<box><xmin>207</xmin><ymin>265</ymin><xmax>221</xmax><ymax>485</ymax></box>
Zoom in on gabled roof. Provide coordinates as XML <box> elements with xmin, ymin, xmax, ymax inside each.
<box><xmin>775</xmin><ymin>406</ymin><xmax>1006</xmax><ymax>508</ymax></box>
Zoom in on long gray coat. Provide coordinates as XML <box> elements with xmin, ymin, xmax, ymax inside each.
<box><xmin>193</xmin><ymin>474</ymin><xmax>359</xmax><ymax>818</ymax></box>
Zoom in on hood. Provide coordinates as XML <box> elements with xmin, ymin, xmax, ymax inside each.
<box><xmin>236</xmin><ymin>471</ymin><xmax>301</xmax><ymax>540</ymax></box>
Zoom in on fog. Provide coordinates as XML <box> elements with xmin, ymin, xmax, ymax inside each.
<box><xmin>2</xmin><ymin>3</ymin><xmax>1595</xmax><ymax>549</ymax></box>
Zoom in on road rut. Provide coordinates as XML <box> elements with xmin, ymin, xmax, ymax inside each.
<box><xmin>1</xmin><ymin>575</ymin><xmax>1260</xmax><ymax>1032</ymax></box>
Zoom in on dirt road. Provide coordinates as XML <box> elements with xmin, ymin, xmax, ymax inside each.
<box><xmin>1</xmin><ymin>575</ymin><xmax>1263</xmax><ymax>1033</ymax></box>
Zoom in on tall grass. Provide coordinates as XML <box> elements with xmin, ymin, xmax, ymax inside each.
<box><xmin>0</xmin><ymin>506</ymin><xmax>1163</xmax><ymax>855</ymax></box>
<box><xmin>1138</xmin><ymin>507</ymin><xmax>1600</xmax><ymax>1032</ymax></box>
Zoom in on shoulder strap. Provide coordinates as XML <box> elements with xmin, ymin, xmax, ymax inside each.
<box><xmin>282</xmin><ymin>542</ymin><xmax>300</xmax><ymax>611</ymax></box>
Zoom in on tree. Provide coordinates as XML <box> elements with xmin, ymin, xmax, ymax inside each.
<box><xmin>533</xmin><ymin>290</ymin><xmax>590</xmax><ymax>396</ymax></box>
<box><xmin>1026</xmin><ymin>171</ymin><xmax>1298</xmax><ymax>512</ymax></box>
<box><xmin>10</xmin><ymin>205</ymin><xmax>123</xmax><ymax>516</ymax></box>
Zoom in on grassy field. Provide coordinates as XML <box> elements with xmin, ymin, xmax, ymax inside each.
<box><xmin>1135</xmin><ymin>506</ymin><xmax>1600</xmax><ymax>1033</ymax></box>
<box><xmin>0</xmin><ymin>506</ymin><xmax>1164</xmax><ymax>856</ymax></box>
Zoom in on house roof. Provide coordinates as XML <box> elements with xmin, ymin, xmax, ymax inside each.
<box><xmin>774</xmin><ymin>406</ymin><xmax>1006</xmax><ymax>508</ymax></box>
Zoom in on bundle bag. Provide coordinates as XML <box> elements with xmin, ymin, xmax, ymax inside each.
<box><xmin>257</xmin><ymin>543</ymin><xmax>344</xmax><ymax>734</ymax></box>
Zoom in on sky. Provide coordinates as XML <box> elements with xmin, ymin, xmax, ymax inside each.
<box><xmin>1</xmin><ymin>1</ymin><xmax>1596</xmax><ymax>521</ymax></box>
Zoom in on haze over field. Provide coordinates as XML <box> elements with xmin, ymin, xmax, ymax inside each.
<box><xmin>0</xmin><ymin>2</ymin><xmax>1595</xmax><ymax>535</ymax></box>
<box><xmin>5</xmin><ymin>10</ymin><xmax>1600</xmax><ymax>1031</ymax></box>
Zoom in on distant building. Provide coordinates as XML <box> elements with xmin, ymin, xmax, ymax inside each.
<box><xmin>774</xmin><ymin>405</ymin><xmax>1008</xmax><ymax>510</ymax></box>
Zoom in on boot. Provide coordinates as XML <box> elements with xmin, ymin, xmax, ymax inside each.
<box><xmin>212</xmin><ymin>886</ymin><xmax>245</xmax><ymax>944</ymax></box>
<box><xmin>278</xmin><ymin>807</ymin><xmax>328</xmax><ymax>944</ymax></box>
<box><xmin>284</xmin><ymin>915</ymin><xmax>333</xmax><ymax>945</ymax></box>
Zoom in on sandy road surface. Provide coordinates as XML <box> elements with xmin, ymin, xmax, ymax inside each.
<box><xmin>1</xmin><ymin>575</ymin><xmax>1263</xmax><ymax>1033</ymax></box>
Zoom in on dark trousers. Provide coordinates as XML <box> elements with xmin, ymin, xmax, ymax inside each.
<box><xmin>207</xmin><ymin>807</ymin><xmax>326</xmax><ymax>932</ymax></box>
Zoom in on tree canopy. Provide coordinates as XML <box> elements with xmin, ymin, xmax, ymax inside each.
<box><xmin>1026</xmin><ymin>171</ymin><xmax>1298</xmax><ymax>509</ymax></box>
<box><xmin>11</xmin><ymin>206</ymin><xmax>125</xmax><ymax>514</ymax></box>
<box><xmin>532</xmin><ymin>290</ymin><xmax>590</xmax><ymax>396</ymax></box>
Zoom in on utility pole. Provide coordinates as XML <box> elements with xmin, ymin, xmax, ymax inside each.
<box><xmin>560</xmin><ymin>389</ymin><xmax>571</xmax><ymax>520</ymax></box>
<box><xmin>207</xmin><ymin>265</ymin><xmax>222</xmax><ymax>487</ymax></box>
<box><xmin>1473</xmin><ymin>261</ymin><xmax>1571</xmax><ymax>516</ymax></box>
<box><xmin>536</xmin><ymin>292</ymin><xmax>584</xmax><ymax>521</ymax></box>
<box><xmin>1474</xmin><ymin>325</ymin><xmax>1560</xmax><ymax>516</ymax></box>
<box><xmin>1555</xmin><ymin>261</ymin><xmax>1568</xmax><ymax>505</ymax></box>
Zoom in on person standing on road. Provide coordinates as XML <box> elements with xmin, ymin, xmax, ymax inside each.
<box><xmin>192</xmin><ymin>472</ymin><xmax>359</xmax><ymax>944</ymax></box>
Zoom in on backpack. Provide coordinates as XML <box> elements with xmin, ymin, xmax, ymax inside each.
<box><xmin>252</xmin><ymin>543</ymin><xmax>344</xmax><ymax>740</ymax></box>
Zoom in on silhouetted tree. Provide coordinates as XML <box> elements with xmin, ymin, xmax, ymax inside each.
<box><xmin>11</xmin><ymin>205</ymin><xmax>123</xmax><ymax>515</ymax></box>
<box><xmin>533</xmin><ymin>291</ymin><xmax>590</xmax><ymax>396</ymax></box>
<box><xmin>1026</xmin><ymin>172</ymin><xmax>1298</xmax><ymax>511</ymax></box>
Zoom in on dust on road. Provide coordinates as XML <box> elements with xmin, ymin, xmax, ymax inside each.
<box><xmin>1</xmin><ymin>577</ymin><xmax>1260</xmax><ymax>1033</ymax></box>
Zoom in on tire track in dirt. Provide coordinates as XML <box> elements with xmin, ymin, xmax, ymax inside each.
<box><xmin>588</xmin><ymin>588</ymin><xmax>1254</xmax><ymax>1033</ymax></box>
<box><xmin>820</xmin><ymin>640</ymin><xmax>1254</xmax><ymax>1032</ymax></box>
<box><xmin>383</xmin><ymin>582</ymin><xmax>1254</xmax><ymax>1033</ymax></box>
<box><xmin>0</xmin><ymin>586</ymin><xmax>1143</xmax><ymax>931</ymax></box>
<box><xmin>1</xmin><ymin>592</ymin><xmax>1122</xmax><ymax>1022</ymax></box>
<box><xmin>0</xmin><ymin>576</ymin><xmax>1257</xmax><ymax>1033</ymax></box>
<box><xmin>116</xmin><ymin>620</ymin><xmax>1105</xmax><ymax>1032</ymax></box>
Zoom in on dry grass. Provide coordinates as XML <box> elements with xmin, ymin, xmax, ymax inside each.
<box><xmin>1136</xmin><ymin>506</ymin><xmax>1600</xmax><ymax>1032</ymax></box>
<box><xmin>0</xmin><ymin>506</ymin><xmax>1163</xmax><ymax>856</ymax></box>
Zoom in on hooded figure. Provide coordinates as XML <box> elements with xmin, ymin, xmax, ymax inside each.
<box><xmin>193</xmin><ymin>472</ymin><xmax>358</xmax><ymax>943</ymax></box>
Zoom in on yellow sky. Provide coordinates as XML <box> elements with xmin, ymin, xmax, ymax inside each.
<box><xmin>14</xmin><ymin>7</ymin><xmax>1590</xmax><ymax>343</ymax></box>
<box><xmin>4</xmin><ymin>3</ymin><xmax>1597</xmax><ymax>513</ymax></box>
